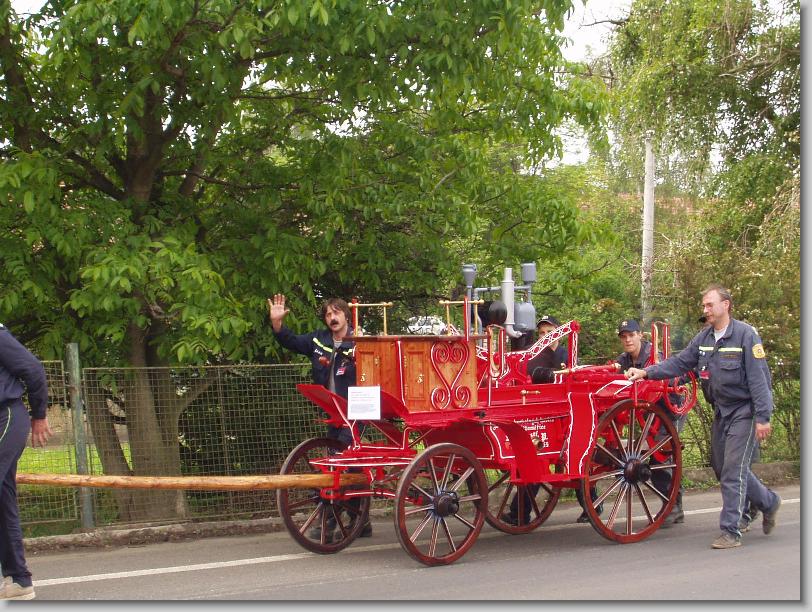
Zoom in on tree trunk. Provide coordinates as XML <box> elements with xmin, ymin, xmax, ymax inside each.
<box><xmin>121</xmin><ymin>323</ymin><xmax>189</xmax><ymax>521</ymax></box>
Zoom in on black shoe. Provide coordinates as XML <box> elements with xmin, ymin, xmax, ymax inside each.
<box><xmin>359</xmin><ymin>522</ymin><xmax>373</xmax><ymax>537</ymax></box>
<box><xmin>661</xmin><ymin>505</ymin><xmax>684</xmax><ymax>528</ymax></box>
<box><xmin>576</xmin><ymin>511</ymin><xmax>590</xmax><ymax>523</ymax></box>
<box><xmin>738</xmin><ymin>509</ymin><xmax>760</xmax><ymax>533</ymax></box>
<box><xmin>763</xmin><ymin>496</ymin><xmax>781</xmax><ymax>535</ymax></box>
<box><xmin>499</xmin><ymin>512</ymin><xmax>519</xmax><ymax>526</ymax></box>
<box><xmin>307</xmin><ymin>525</ymin><xmax>336</xmax><ymax>544</ymax></box>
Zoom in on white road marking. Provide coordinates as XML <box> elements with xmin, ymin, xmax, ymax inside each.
<box><xmin>35</xmin><ymin>498</ymin><xmax>800</xmax><ymax>587</ymax></box>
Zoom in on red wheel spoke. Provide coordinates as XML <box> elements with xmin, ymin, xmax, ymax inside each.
<box><xmin>440</xmin><ymin>518</ymin><xmax>458</xmax><ymax>553</ymax></box>
<box><xmin>605</xmin><ymin>481</ymin><xmax>629</xmax><ymax>529</ymax></box>
<box><xmin>428</xmin><ymin>518</ymin><xmax>440</xmax><ymax>557</ymax></box>
<box><xmin>635</xmin><ymin>412</ymin><xmax>656</xmax><ymax>455</ymax></box>
<box><xmin>625</xmin><ymin>485</ymin><xmax>634</xmax><ymax>535</ymax></box>
<box><xmin>634</xmin><ymin>483</ymin><xmax>656</xmax><ymax>523</ymax></box>
<box><xmin>409</xmin><ymin>512</ymin><xmax>434</xmax><ymax>540</ymax></box>
<box><xmin>449</xmin><ymin>466</ymin><xmax>475</xmax><ymax>492</ymax></box>
<box><xmin>609</xmin><ymin>419</ymin><xmax>628</xmax><ymax>460</ymax></box>
<box><xmin>596</xmin><ymin>441</ymin><xmax>626</xmax><ymax>469</ymax></box>
<box><xmin>640</xmin><ymin>435</ymin><xmax>673</xmax><ymax>462</ymax></box>
<box><xmin>440</xmin><ymin>453</ymin><xmax>456</xmax><ymax>490</ymax></box>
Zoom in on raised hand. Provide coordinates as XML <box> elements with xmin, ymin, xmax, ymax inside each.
<box><xmin>268</xmin><ymin>294</ymin><xmax>290</xmax><ymax>331</ymax></box>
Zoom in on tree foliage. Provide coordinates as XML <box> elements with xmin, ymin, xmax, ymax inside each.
<box><xmin>604</xmin><ymin>0</ymin><xmax>799</xmax><ymax>196</ymax></box>
<box><xmin>0</xmin><ymin>0</ymin><xmax>605</xmax><ymax>519</ymax></box>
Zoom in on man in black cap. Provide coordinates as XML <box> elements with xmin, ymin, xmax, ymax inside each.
<box><xmin>525</xmin><ymin>315</ymin><xmax>567</xmax><ymax>384</ymax></box>
<box><xmin>615</xmin><ymin>318</ymin><xmax>685</xmax><ymax>525</ymax></box>
<box><xmin>508</xmin><ymin>315</ymin><xmax>601</xmax><ymax>524</ymax></box>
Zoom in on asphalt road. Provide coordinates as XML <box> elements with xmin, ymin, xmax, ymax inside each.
<box><xmin>26</xmin><ymin>483</ymin><xmax>801</xmax><ymax>601</ymax></box>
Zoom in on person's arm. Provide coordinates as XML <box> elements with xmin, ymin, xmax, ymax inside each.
<box><xmin>628</xmin><ymin>335</ymin><xmax>702</xmax><ymax>381</ymax></box>
<box><xmin>0</xmin><ymin>329</ymin><xmax>48</xmax><ymax>418</ymax></box>
<box><xmin>742</xmin><ymin>329</ymin><xmax>773</xmax><ymax>432</ymax></box>
<box><xmin>0</xmin><ymin>328</ymin><xmax>53</xmax><ymax>447</ymax></box>
<box><xmin>268</xmin><ymin>294</ymin><xmax>315</xmax><ymax>355</ymax></box>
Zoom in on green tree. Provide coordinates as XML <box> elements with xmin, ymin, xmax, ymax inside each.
<box><xmin>0</xmin><ymin>0</ymin><xmax>602</xmax><ymax>519</ymax></box>
<box><xmin>605</xmin><ymin>0</ymin><xmax>799</xmax><ymax>196</ymax></box>
<box><xmin>597</xmin><ymin>0</ymin><xmax>800</xmax><ymax>461</ymax></box>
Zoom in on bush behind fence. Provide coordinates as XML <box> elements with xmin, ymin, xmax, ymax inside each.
<box><xmin>19</xmin><ymin>360</ymin><xmax>800</xmax><ymax>536</ymax></box>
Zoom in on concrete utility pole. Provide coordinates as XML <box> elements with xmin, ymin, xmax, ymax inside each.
<box><xmin>641</xmin><ymin>130</ymin><xmax>655</xmax><ymax>322</ymax></box>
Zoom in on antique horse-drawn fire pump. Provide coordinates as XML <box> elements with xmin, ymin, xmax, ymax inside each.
<box><xmin>277</xmin><ymin>264</ymin><xmax>697</xmax><ymax>566</ymax></box>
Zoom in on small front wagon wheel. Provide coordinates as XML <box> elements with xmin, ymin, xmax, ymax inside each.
<box><xmin>394</xmin><ymin>443</ymin><xmax>487</xmax><ymax>566</ymax></box>
<box><xmin>277</xmin><ymin>437</ymin><xmax>370</xmax><ymax>554</ymax></box>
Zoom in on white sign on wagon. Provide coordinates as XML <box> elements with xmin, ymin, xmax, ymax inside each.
<box><xmin>347</xmin><ymin>386</ymin><xmax>381</xmax><ymax>420</ymax></box>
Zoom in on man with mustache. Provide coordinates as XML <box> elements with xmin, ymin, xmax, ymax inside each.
<box><xmin>269</xmin><ymin>294</ymin><xmax>371</xmax><ymax>539</ymax></box>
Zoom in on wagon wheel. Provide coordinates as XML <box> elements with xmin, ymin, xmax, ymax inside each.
<box><xmin>483</xmin><ymin>470</ymin><xmax>561</xmax><ymax>534</ymax></box>
<box><xmin>394</xmin><ymin>443</ymin><xmax>487</xmax><ymax>566</ymax></box>
<box><xmin>277</xmin><ymin>437</ymin><xmax>371</xmax><ymax>554</ymax></box>
<box><xmin>663</xmin><ymin>370</ymin><xmax>698</xmax><ymax>417</ymax></box>
<box><xmin>581</xmin><ymin>399</ymin><xmax>681</xmax><ymax>543</ymax></box>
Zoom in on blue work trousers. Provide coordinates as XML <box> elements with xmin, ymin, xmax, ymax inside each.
<box><xmin>0</xmin><ymin>400</ymin><xmax>33</xmax><ymax>588</ymax></box>
<box><xmin>710</xmin><ymin>408</ymin><xmax>779</xmax><ymax>536</ymax></box>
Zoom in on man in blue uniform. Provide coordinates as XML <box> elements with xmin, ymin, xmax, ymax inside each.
<box><xmin>0</xmin><ymin>324</ymin><xmax>53</xmax><ymax>600</ymax></box>
<box><xmin>268</xmin><ymin>294</ymin><xmax>371</xmax><ymax>538</ymax></box>
<box><xmin>615</xmin><ymin>319</ymin><xmax>685</xmax><ymax>525</ymax></box>
<box><xmin>626</xmin><ymin>285</ymin><xmax>781</xmax><ymax>549</ymax></box>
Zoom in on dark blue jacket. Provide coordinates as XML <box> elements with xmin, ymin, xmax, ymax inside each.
<box><xmin>0</xmin><ymin>324</ymin><xmax>48</xmax><ymax>418</ymax></box>
<box><xmin>616</xmin><ymin>340</ymin><xmax>657</xmax><ymax>372</ymax></box>
<box><xmin>273</xmin><ymin>325</ymin><xmax>356</xmax><ymax>399</ymax></box>
<box><xmin>644</xmin><ymin>318</ymin><xmax>773</xmax><ymax>424</ymax></box>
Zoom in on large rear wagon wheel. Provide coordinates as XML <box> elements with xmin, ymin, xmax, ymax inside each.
<box><xmin>581</xmin><ymin>400</ymin><xmax>681</xmax><ymax>543</ymax></box>
<box><xmin>394</xmin><ymin>443</ymin><xmax>487</xmax><ymax>566</ymax></box>
<box><xmin>277</xmin><ymin>437</ymin><xmax>370</xmax><ymax>554</ymax></box>
<box><xmin>483</xmin><ymin>470</ymin><xmax>561</xmax><ymax>534</ymax></box>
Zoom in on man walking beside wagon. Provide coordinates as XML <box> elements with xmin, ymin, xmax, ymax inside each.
<box><xmin>626</xmin><ymin>284</ymin><xmax>781</xmax><ymax>549</ymax></box>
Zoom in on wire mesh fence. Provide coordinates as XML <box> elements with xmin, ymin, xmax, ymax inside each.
<box><xmin>18</xmin><ymin>359</ymin><xmax>799</xmax><ymax>535</ymax></box>
<box><xmin>16</xmin><ymin>360</ymin><xmax>80</xmax><ymax>531</ymax></box>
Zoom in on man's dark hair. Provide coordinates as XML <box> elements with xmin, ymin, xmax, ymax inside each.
<box><xmin>702</xmin><ymin>283</ymin><xmax>733</xmax><ymax>311</ymax></box>
<box><xmin>321</xmin><ymin>298</ymin><xmax>351</xmax><ymax>323</ymax></box>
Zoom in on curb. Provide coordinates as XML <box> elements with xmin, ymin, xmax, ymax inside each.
<box><xmin>25</xmin><ymin>460</ymin><xmax>799</xmax><ymax>553</ymax></box>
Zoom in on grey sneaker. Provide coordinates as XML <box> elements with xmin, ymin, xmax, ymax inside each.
<box><xmin>711</xmin><ymin>531</ymin><xmax>741</xmax><ymax>549</ymax></box>
<box><xmin>738</xmin><ymin>508</ymin><xmax>760</xmax><ymax>533</ymax></box>
<box><xmin>0</xmin><ymin>577</ymin><xmax>36</xmax><ymax>601</ymax></box>
<box><xmin>763</xmin><ymin>496</ymin><xmax>781</xmax><ymax>535</ymax></box>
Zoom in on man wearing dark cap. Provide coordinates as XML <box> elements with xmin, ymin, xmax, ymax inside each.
<box><xmin>522</xmin><ymin>315</ymin><xmax>601</xmax><ymax>524</ymax></box>
<box><xmin>525</xmin><ymin>315</ymin><xmax>567</xmax><ymax>384</ymax></box>
<box><xmin>615</xmin><ymin>319</ymin><xmax>685</xmax><ymax>525</ymax></box>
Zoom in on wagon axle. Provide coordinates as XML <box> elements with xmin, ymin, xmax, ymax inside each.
<box><xmin>432</xmin><ymin>491</ymin><xmax>460</xmax><ymax>517</ymax></box>
<box><xmin>623</xmin><ymin>458</ymin><xmax>653</xmax><ymax>485</ymax></box>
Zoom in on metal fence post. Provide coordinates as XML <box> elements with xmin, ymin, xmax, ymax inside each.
<box><xmin>65</xmin><ymin>343</ymin><xmax>95</xmax><ymax>529</ymax></box>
